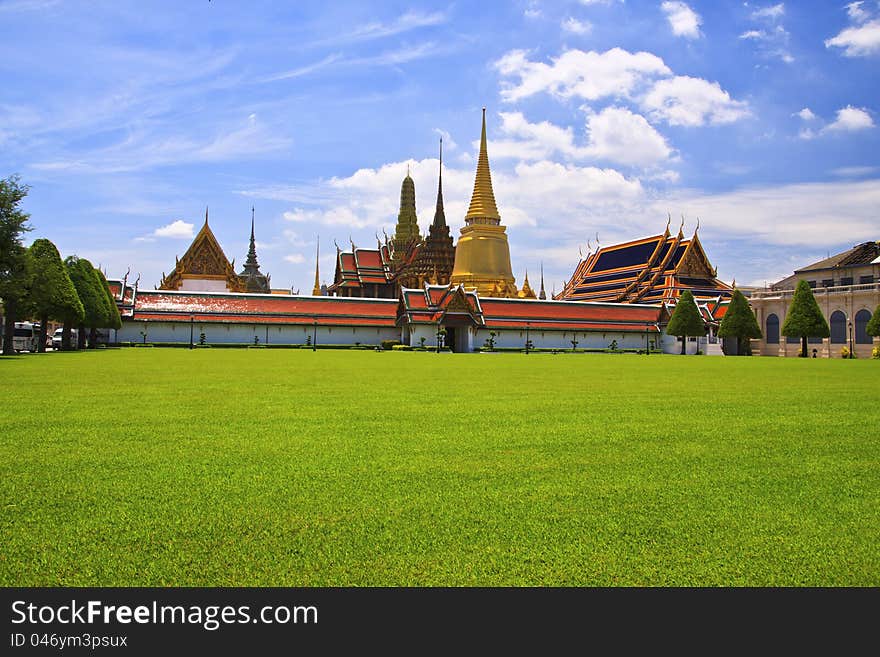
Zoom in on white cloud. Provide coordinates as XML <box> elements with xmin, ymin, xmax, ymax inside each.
<box><xmin>794</xmin><ymin>107</ymin><xmax>817</xmax><ymax>121</ymax></box>
<box><xmin>661</xmin><ymin>2</ymin><xmax>702</xmax><ymax>39</ymax></box>
<box><xmin>832</xmin><ymin>165</ymin><xmax>878</xmax><ymax>177</ymax></box>
<box><xmin>491</xmin><ymin>109</ymin><xmax>673</xmax><ymax>168</ymax></box>
<box><xmin>825</xmin><ymin>19</ymin><xmax>880</xmax><ymax>56</ymax></box>
<box><xmin>33</xmin><ymin>113</ymin><xmax>291</xmax><ymax>173</ymax></box>
<box><xmin>751</xmin><ymin>4</ymin><xmax>785</xmax><ymax>20</ymax></box>
<box><xmin>845</xmin><ymin>2</ymin><xmax>870</xmax><ymax>23</ymax></box>
<box><xmin>798</xmin><ymin>127</ymin><xmax>816</xmax><ymax>140</ymax></box>
<box><xmin>562</xmin><ymin>17</ymin><xmax>592</xmax><ymax>35</ymax></box>
<box><xmin>432</xmin><ymin>128</ymin><xmax>457</xmax><ymax>152</ymax></box>
<box><xmin>582</xmin><ymin>107</ymin><xmax>673</xmax><ymax>167</ymax></box>
<box><xmin>310</xmin><ymin>10</ymin><xmax>447</xmax><ymax>46</ymax></box>
<box><xmin>284</xmin><ymin>254</ymin><xmax>306</xmax><ymax>264</ymax></box>
<box><xmin>153</xmin><ymin>220</ymin><xmax>194</xmax><ymax>239</ymax></box>
<box><xmin>823</xmin><ymin>105</ymin><xmax>875</xmax><ymax>132</ymax></box>
<box><xmin>739</xmin><ymin>21</ymin><xmax>793</xmax><ymax>62</ymax></box>
<box><xmin>495</xmin><ymin>47</ymin><xmax>670</xmax><ymax>102</ymax></box>
<box><xmin>653</xmin><ymin>179</ymin><xmax>880</xmax><ymax>247</ymax></box>
<box><xmin>641</xmin><ymin>76</ymin><xmax>750</xmax><ymax>126</ymax></box>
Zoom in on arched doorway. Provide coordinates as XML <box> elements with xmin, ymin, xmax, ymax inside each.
<box><xmin>830</xmin><ymin>310</ymin><xmax>847</xmax><ymax>344</ymax></box>
<box><xmin>855</xmin><ymin>309</ymin><xmax>872</xmax><ymax>344</ymax></box>
<box><xmin>766</xmin><ymin>314</ymin><xmax>779</xmax><ymax>344</ymax></box>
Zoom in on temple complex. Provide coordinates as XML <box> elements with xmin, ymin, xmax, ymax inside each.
<box><xmin>450</xmin><ymin>108</ymin><xmax>519</xmax><ymax>298</ymax></box>
<box><xmin>106</xmin><ymin>107</ymin><xmax>766</xmax><ymax>355</ymax></box>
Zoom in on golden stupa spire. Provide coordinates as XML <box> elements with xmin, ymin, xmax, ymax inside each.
<box><xmin>465</xmin><ymin>107</ymin><xmax>500</xmax><ymax>223</ymax></box>
<box><xmin>312</xmin><ymin>236</ymin><xmax>321</xmax><ymax>296</ymax></box>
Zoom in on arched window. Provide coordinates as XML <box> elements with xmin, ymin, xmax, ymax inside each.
<box><xmin>766</xmin><ymin>314</ymin><xmax>779</xmax><ymax>344</ymax></box>
<box><xmin>855</xmin><ymin>309</ymin><xmax>872</xmax><ymax>344</ymax></box>
<box><xmin>830</xmin><ymin>310</ymin><xmax>847</xmax><ymax>344</ymax></box>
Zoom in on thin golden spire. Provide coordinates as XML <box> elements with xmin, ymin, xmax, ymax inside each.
<box><xmin>465</xmin><ymin>107</ymin><xmax>500</xmax><ymax>222</ymax></box>
<box><xmin>312</xmin><ymin>236</ymin><xmax>321</xmax><ymax>296</ymax></box>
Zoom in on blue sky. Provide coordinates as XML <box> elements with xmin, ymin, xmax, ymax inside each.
<box><xmin>2</xmin><ymin>0</ymin><xmax>878</xmax><ymax>292</ymax></box>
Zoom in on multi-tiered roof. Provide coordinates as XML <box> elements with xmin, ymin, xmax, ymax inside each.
<box><xmin>556</xmin><ymin>223</ymin><xmax>732</xmax><ymax>304</ymax></box>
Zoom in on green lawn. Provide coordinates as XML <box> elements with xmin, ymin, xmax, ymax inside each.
<box><xmin>1</xmin><ymin>348</ymin><xmax>877</xmax><ymax>586</ymax></box>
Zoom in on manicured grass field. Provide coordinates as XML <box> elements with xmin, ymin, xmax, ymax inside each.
<box><xmin>1</xmin><ymin>348</ymin><xmax>877</xmax><ymax>586</ymax></box>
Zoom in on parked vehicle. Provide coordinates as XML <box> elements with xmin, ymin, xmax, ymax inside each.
<box><xmin>52</xmin><ymin>327</ymin><xmax>78</xmax><ymax>349</ymax></box>
<box><xmin>12</xmin><ymin>322</ymin><xmax>39</xmax><ymax>352</ymax></box>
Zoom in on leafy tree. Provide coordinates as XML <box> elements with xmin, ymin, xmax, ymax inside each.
<box><xmin>666</xmin><ymin>290</ymin><xmax>707</xmax><ymax>355</ymax></box>
<box><xmin>91</xmin><ymin>267</ymin><xmax>121</xmax><ymax>346</ymax></box>
<box><xmin>95</xmin><ymin>268</ymin><xmax>122</xmax><ymax>331</ymax></box>
<box><xmin>65</xmin><ymin>256</ymin><xmax>105</xmax><ymax>350</ymax></box>
<box><xmin>781</xmin><ymin>280</ymin><xmax>830</xmax><ymax>358</ymax></box>
<box><xmin>717</xmin><ymin>289</ymin><xmax>762</xmax><ymax>356</ymax></box>
<box><xmin>866</xmin><ymin>304</ymin><xmax>880</xmax><ymax>338</ymax></box>
<box><xmin>28</xmin><ymin>239</ymin><xmax>84</xmax><ymax>352</ymax></box>
<box><xmin>0</xmin><ymin>175</ymin><xmax>33</xmax><ymax>355</ymax></box>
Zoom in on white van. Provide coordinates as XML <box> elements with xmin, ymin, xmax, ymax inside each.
<box><xmin>12</xmin><ymin>322</ymin><xmax>39</xmax><ymax>352</ymax></box>
<box><xmin>52</xmin><ymin>327</ymin><xmax>77</xmax><ymax>349</ymax></box>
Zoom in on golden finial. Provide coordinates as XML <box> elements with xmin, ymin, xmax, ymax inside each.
<box><xmin>312</xmin><ymin>236</ymin><xmax>321</xmax><ymax>296</ymax></box>
<box><xmin>465</xmin><ymin>107</ymin><xmax>501</xmax><ymax>222</ymax></box>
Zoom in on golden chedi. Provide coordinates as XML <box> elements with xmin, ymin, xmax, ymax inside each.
<box><xmin>450</xmin><ymin>108</ymin><xmax>518</xmax><ymax>298</ymax></box>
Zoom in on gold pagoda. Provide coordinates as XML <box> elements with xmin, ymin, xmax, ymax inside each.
<box><xmin>450</xmin><ymin>108</ymin><xmax>519</xmax><ymax>298</ymax></box>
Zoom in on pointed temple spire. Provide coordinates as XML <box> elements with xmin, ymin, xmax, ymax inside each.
<box><xmin>312</xmin><ymin>236</ymin><xmax>321</xmax><ymax>296</ymax></box>
<box><xmin>539</xmin><ymin>262</ymin><xmax>546</xmax><ymax>300</ymax></box>
<box><xmin>244</xmin><ymin>206</ymin><xmax>259</xmax><ymax>270</ymax></box>
<box><xmin>238</xmin><ymin>207</ymin><xmax>270</xmax><ymax>293</ymax></box>
<box><xmin>451</xmin><ymin>107</ymin><xmax>517</xmax><ymax>297</ymax></box>
<box><xmin>433</xmin><ymin>137</ymin><xmax>447</xmax><ymax>229</ymax></box>
<box><xmin>392</xmin><ymin>165</ymin><xmax>420</xmax><ymax>262</ymax></box>
<box><xmin>465</xmin><ymin>107</ymin><xmax>501</xmax><ymax>223</ymax></box>
<box><xmin>204</xmin><ymin>206</ymin><xmax>209</xmax><ymax>226</ymax></box>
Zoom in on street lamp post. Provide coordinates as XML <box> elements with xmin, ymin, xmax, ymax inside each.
<box><xmin>525</xmin><ymin>322</ymin><xmax>530</xmax><ymax>355</ymax></box>
<box><xmin>645</xmin><ymin>323</ymin><xmax>649</xmax><ymax>355</ymax></box>
<box><xmin>189</xmin><ymin>316</ymin><xmax>194</xmax><ymax>350</ymax></box>
<box><xmin>313</xmin><ymin>316</ymin><xmax>317</xmax><ymax>352</ymax></box>
<box><xmin>848</xmin><ymin>319</ymin><xmax>854</xmax><ymax>359</ymax></box>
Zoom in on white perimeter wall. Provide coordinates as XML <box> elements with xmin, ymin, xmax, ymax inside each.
<box><xmin>403</xmin><ymin>324</ymin><xmax>660</xmax><ymax>351</ymax></box>
<box><xmin>118</xmin><ymin>320</ymin><xmax>401</xmax><ymax>345</ymax></box>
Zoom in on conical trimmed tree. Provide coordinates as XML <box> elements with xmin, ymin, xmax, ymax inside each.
<box><xmin>781</xmin><ymin>279</ymin><xmax>830</xmax><ymax>358</ymax></box>
<box><xmin>717</xmin><ymin>289</ymin><xmax>762</xmax><ymax>356</ymax></box>
<box><xmin>65</xmin><ymin>256</ymin><xmax>105</xmax><ymax>350</ymax></box>
<box><xmin>96</xmin><ymin>268</ymin><xmax>122</xmax><ymax>334</ymax></box>
<box><xmin>666</xmin><ymin>290</ymin><xmax>707</xmax><ymax>355</ymax></box>
<box><xmin>28</xmin><ymin>239</ymin><xmax>84</xmax><ymax>352</ymax></box>
<box><xmin>866</xmin><ymin>304</ymin><xmax>880</xmax><ymax>337</ymax></box>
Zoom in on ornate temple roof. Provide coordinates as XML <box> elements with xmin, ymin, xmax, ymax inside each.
<box><xmin>130</xmin><ymin>289</ymin><xmax>398</xmax><ymax>327</ymax></box>
<box><xmin>158</xmin><ymin>209</ymin><xmax>245</xmax><ymax>292</ymax></box>
<box><xmin>398</xmin><ymin>283</ymin><xmax>663</xmax><ymax>333</ymax></box>
<box><xmin>479</xmin><ymin>297</ymin><xmax>662</xmax><ymax>332</ymax></box>
<box><xmin>327</xmin><ymin>244</ymin><xmax>397</xmax><ymax>292</ymax></box>
<box><xmin>398</xmin><ymin>284</ymin><xmax>484</xmax><ymax>325</ymax></box>
<box><xmin>556</xmin><ymin>224</ymin><xmax>732</xmax><ymax>304</ymax></box>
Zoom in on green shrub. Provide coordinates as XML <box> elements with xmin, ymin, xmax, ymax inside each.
<box><xmin>381</xmin><ymin>339</ymin><xmax>402</xmax><ymax>350</ymax></box>
<box><xmin>872</xmin><ymin>345</ymin><xmax>880</xmax><ymax>359</ymax></box>
<box><xmin>391</xmin><ymin>344</ymin><xmax>412</xmax><ymax>351</ymax></box>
